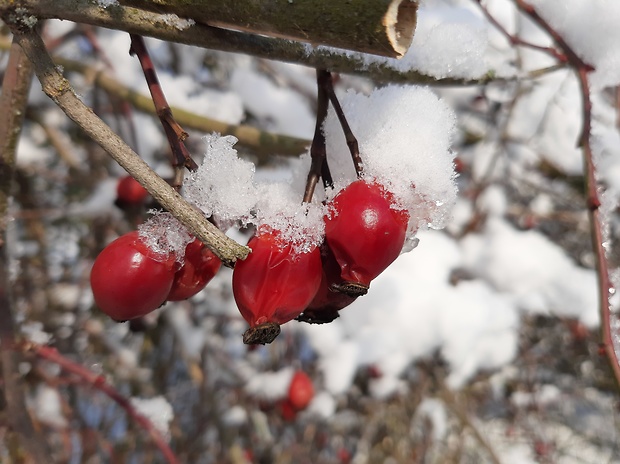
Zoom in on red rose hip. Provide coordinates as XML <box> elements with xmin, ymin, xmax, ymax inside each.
<box><xmin>166</xmin><ymin>239</ymin><xmax>221</xmax><ymax>301</ymax></box>
<box><xmin>324</xmin><ymin>180</ymin><xmax>409</xmax><ymax>295</ymax></box>
<box><xmin>232</xmin><ymin>229</ymin><xmax>322</xmax><ymax>344</ymax></box>
<box><xmin>90</xmin><ymin>231</ymin><xmax>176</xmax><ymax>321</ymax></box>
<box><xmin>288</xmin><ymin>370</ymin><xmax>314</xmax><ymax>410</ymax></box>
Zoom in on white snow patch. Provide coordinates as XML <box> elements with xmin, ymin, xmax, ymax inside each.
<box><xmin>130</xmin><ymin>396</ymin><xmax>174</xmax><ymax>439</ymax></box>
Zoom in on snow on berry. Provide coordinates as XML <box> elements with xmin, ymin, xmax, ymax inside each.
<box><xmin>138</xmin><ymin>211</ymin><xmax>194</xmax><ymax>263</ymax></box>
<box><xmin>183</xmin><ymin>134</ymin><xmax>258</xmax><ymax>228</ymax></box>
<box><xmin>323</xmin><ymin>85</ymin><xmax>458</xmax><ymax>234</ymax></box>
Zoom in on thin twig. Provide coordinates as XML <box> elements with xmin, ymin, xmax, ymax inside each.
<box><xmin>27</xmin><ymin>343</ymin><xmax>179</xmax><ymax>464</ymax></box>
<box><xmin>3</xmin><ymin>21</ymin><xmax>248</xmax><ymax>267</ymax></box>
<box><xmin>439</xmin><ymin>386</ymin><xmax>502</xmax><ymax>464</ymax></box>
<box><xmin>472</xmin><ymin>0</ymin><xmax>567</xmax><ymax>63</ymax></box>
<box><xmin>512</xmin><ymin>0</ymin><xmax>620</xmax><ymax>388</ymax></box>
<box><xmin>0</xmin><ymin>36</ymin><xmax>53</xmax><ymax>463</ymax></box>
<box><xmin>303</xmin><ymin>69</ymin><xmax>332</xmax><ymax>203</ymax></box>
<box><xmin>129</xmin><ymin>34</ymin><xmax>198</xmax><ymax>177</ymax></box>
<box><xmin>322</xmin><ymin>72</ymin><xmax>363</xmax><ymax>177</ymax></box>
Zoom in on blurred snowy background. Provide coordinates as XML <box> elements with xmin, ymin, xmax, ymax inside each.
<box><xmin>3</xmin><ymin>0</ymin><xmax>620</xmax><ymax>462</ymax></box>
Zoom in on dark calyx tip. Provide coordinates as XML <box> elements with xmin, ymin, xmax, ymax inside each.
<box><xmin>330</xmin><ymin>281</ymin><xmax>369</xmax><ymax>297</ymax></box>
<box><xmin>296</xmin><ymin>307</ymin><xmax>340</xmax><ymax>325</ymax></box>
<box><xmin>243</xmin><ymin>321</ymin><xmax>281</xmax><ymax>345</ymax></box>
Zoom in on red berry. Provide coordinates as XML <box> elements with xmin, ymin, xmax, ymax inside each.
<box><xmin>90</xmin><ymin>231</ymin><xmax>176</xmax><ymax>321</ymax></box>
<box><xmin>116</xmin><ymin>175</ymin><xmax>149</xmax><ymax>205</ymax></box>
<box><xmin>166</xmin><ymin>239</ymin><xmax>221</xmax><ymax>301</ymax></box>
<box><xmin>232</xmin><ymin>229</ymin><xmax>322</xmax><ymax>344</ymax></box>
<box><xmin>324</xmin><ymin>180</ymin><xmax>409</xmax><ymax>293</ymax></box>
<box><xmin>298</xmin><ymin>242</ymin><xmax>357</xmax><ymax>324</ymax></box>
<box><xmin>288</xmin><ymin>370</ymin><xmax>314</xmax><ymax>411</ymax></box>
<box><xmin>280</xmin><ymin>399</ymin><xmax>298</xmax><ymax>421</ymax></box>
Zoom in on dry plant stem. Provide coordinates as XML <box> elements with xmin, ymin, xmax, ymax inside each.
<box><xmin>119</xmin><ymin>0</ymin><xmax>418</xmax><ymax>58</ymax></box>
<box><xmin>28</xmin><ymin>344</ymin><xmax>179</xmax><ymax>464</ymax></box>
<box><xmin>0</xmin><ymin>38</ymin><xmax>311</xmax><ymax>158</ymax></box>
<box><xmin>439</xmin><ymin>386</ymin><xmax>502</xmax><ymax>464</ymax></box>
<box><xmin>0</xmin><ymin>37</ymin><xmax>53</xmax><ymax>464</ymax></box>
<box><xmin>323</xmin><ymin>74</ymin><xmax>363</xmax><ymax>177</ymax></box>
<box><xmin>129</xmin><ymin>34</ymin><xmax>198</xmax><ymax>173</ymax></box>
<box><xmin>303</xmin><ymin>70</ymin><xmax>332</xmax><ymax>203</ymax></box>
<box><xmin>0</xmin><ymin>0</ymin><xmax>486</xmax><ymax>86</ymax></box>
<box><xmin>513</xmin><ymin>0</ymin><xmax>620</xmax><ymax>388</ymax></box>
<box><xmin>7</xmin><ymin>24</ymin><xmax>248</xmax><ymax>266</ymax></box>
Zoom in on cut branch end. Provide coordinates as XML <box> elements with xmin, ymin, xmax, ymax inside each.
<box><xmin>385</xmin><ymin>0</ymin><xmax>418</xmax><ymax>57</ymax></box>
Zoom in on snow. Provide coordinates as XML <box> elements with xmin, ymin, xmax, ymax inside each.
<box><xmin>21</xmin><ymin>321</ymin><xmax>53</xmax><ymax>345</ymax></box>
<box><xmin>528</xmin><ymin>0</ymin><xmax>620</xmax><ymax>89</ymax></box>
<box><xmin>230</xmin><ymin>64</ymin><xmax>315</xmax><ymax>138</ymax></box>
<box><xmin>29</xmin><ymin>384</ymin><xmax>67</xmax><ymax>428</ymax></box>
<box><xmin>399</xmin><ymin>2</ymin><xmax>492</xmax><ymax>79</ymax></box>
<box><xmin>306</xmin><ymin>391</ymin><xmax>337</xmax><ymax>419</ymax></box>
<box><xmin>184</xmin><ymin>135</ymin><xmax>257</xmax><ymax>227</ymax></box>
<box><xmin>138</xmin><ymin>212</ymin><xmax>193</xmax><ymax>261</ymax></box>
<box><xmin>415</xmin><ymin>398</ymin><xmax>448</xmax><ymax>441</ymax></box>
<box><xmin>156</xmin><ymin>14</ymin><xmax>196</xmax><ymax>31</ymax></box>
<box><xmin>130</xmin><ymin>396</ymin><xmax>174</xmax><ymax>439</ymax></box>
<box><xmin>461</xmin><ymin>218</ymin><xmax>599</xmax><ymax>327</ymax></box>
<box><xmin>242</xmin><ymin>365</ymin><xmax>294</xmax><ymax>402</ymax></box>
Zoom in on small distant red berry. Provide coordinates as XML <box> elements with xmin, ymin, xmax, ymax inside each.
<box><xmin>116</xmin><ymin>175</ymin><xmax>149</xmax><ymax>205</ymax></box>
<box><xmin>288</xmin><ymin>370</ymin><xmax>314</xmax><ymax>411</ymax></box>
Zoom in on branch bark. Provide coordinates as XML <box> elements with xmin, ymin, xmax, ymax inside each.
<box><xmin>0</xmin><ymin>36</ymin><xmax>53</xmax><ymax>464</ymax></box>
<box><xmin>3</xmin><ymin>20</ymin><xmax>249</xmax><ymax>267</ymax></box>
<box><xmin>0</xmin><ymin>0</ymin><xmax>488</xmax><ymax>86</ymax></box>
<box><xmin>119</xmin><ymin>0</ymin><xmax>418</xmax><ymax>58</ymax></box>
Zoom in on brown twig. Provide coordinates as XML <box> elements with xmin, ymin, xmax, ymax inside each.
<box><xmin>512</xmin><ymin>0</ymin><xmax>620</xmax><ymax>388</ymax></box>
<box><xmin>3</xmin><ymin>21</ymin><xmax>248</xmax><ymax>267</ymax></box>
<box><xmin>27</xmin><ymin>343</ymin><xmax>179</xmax><ymax>464</ymax></box>
<box><xmin>0</xmin><ymin>36</ymin><xmax>53</xmax><ymax>463</ymax></box>
<box><xmin>321</xmin><ymin>72</ymin><xmax>363</xmax><ymax>177</ymax></box>
<box><xmin>129</xmin><ymin>34</ymin><xmax>198</xmax><ymax>179</ymax></box>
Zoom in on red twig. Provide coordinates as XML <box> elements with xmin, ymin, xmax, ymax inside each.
<box><xmin>512</xmin><ymin>0</ymin><xmax>620</xmax><ymax>388</ymax></box>
<box><xmin>129</xmin><ymin>34</ymin><xmax>198</xmax><ymax>180</ymax></box>
<box><xmin>472</xmin><ymin>0</ymin><xmax>567</xmax><ymax>63</ymax></box>
<box><xmin>27</xmin><ymin>344</ymin><xmax>180</xmax><ymax>464</ymax></box>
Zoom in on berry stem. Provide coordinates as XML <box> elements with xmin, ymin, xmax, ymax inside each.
<box><xmin>321</xmin><ymin>71</ymin><xmax>363</xmax><ymax>177</ymax></box>
<box><xmin>303</xmin><ymin>69</ymin><xmax>333</xmax><ymax>203</ymax></box>
<box><xmin>129</xmin><ymin>34</ymin><xmax>198</xmax><ymax>182</ymax></box>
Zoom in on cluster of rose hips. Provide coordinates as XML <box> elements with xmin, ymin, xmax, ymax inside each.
<box><xmin>90</xmin><ymin>177</ymin><xmax>221</xmax><ymax>321</ymax></box>
<box><xmin>234</xmin><ymin>178</ymin><xmax>409</xmax><ymax>344</ymax></box>
<box><xmin>90</xmin><ymin>72</ymin><xmax>411</xmax><ymax>346</ymax></box>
